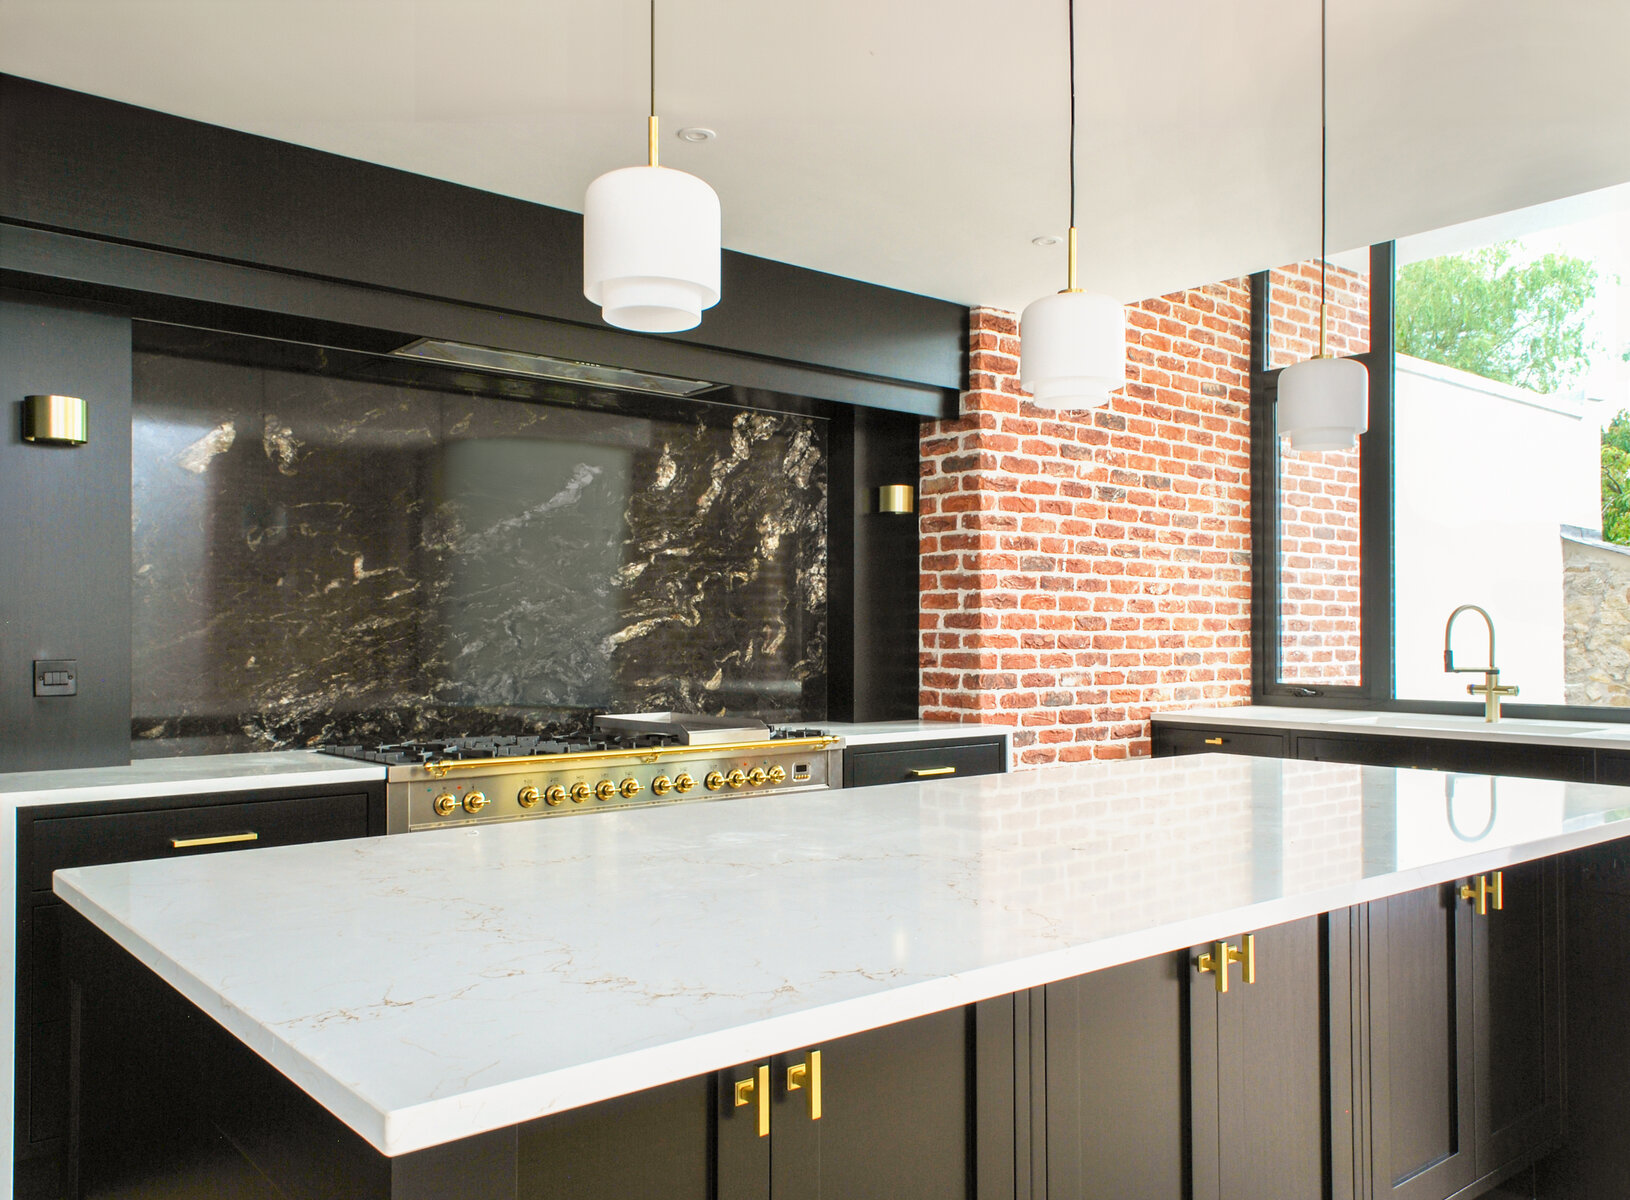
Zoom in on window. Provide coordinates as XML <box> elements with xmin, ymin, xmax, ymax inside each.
<box><xmin>1253</xmin><ymin>183</ymin><xmax>1630</xmax><ymax>717</ymax></box>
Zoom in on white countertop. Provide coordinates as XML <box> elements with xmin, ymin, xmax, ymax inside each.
<box><xmin>1154</xmin><ymin>705</ymin><xmax>1630</xmax><ymax>750</ymax></box>
<box><xmin>0</xmin><ymin>724</ymin><xmax>1006</xmax><ymax>810</ymax></box>
<box><xmin>821</xmin><ymin>719</ymin><xmax>1012</xmax><ymax>749</ymax></box>
<box><xmin>54</xmin><ymin>754</ymin><xmax>1630</xmax><ymax>1158</ymax></box>
<box><xmin>0</xmin><ymin>751</ymin><xmax>386</xmax><ymax>809</ymax></box>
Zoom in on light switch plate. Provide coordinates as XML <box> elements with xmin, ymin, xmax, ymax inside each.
<box><xmin>33</xmin><ymin>659</ymin><xmax>77</xmax><ymax>698</ymax></box>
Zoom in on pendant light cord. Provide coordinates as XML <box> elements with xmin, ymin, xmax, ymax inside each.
<box><xmin>1319</xmin><ymin>0</ymin><xmax>1328</xmax><ymax>355</ymax></box>
<box><xmin>1068</xmin><ymin>0</ymin><xmax>1076</xmax><ymax>233</ymax></box>
<box><xmin>647</xmin><ymin>0</ymin><xmax>659</xmax><ymax>167</ymax></box>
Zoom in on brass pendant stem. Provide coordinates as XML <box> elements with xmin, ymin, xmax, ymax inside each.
<box><xmin>648</xmin><ymin>114</ymin><xmax>659</xmax><ymax>168</ymax></box>
<box><xmin>1319</xmin><ymin>300</ymin><xmax>1328</xmax><ymax>358</ymax></box>
<box><xmin>1063</xmin><ymin>226</ymin><xmax>1082</xmax><ymax>294</ymax></box>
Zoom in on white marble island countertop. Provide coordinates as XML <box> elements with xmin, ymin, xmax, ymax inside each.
<box><xmin>54</xmin><ymin>755</ymin><xmax>1630</xmax><ymax>1158</ymax></box>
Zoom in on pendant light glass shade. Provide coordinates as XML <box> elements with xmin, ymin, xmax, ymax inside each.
<box><xmin>1019</xmin><ymin>290</ymin><xmax>1127</xmax><ymax>409</ymax></box>
<box><xmin>583</xmin><ymin>164</ymin><xmax>720</xmax><ymax>333</ymax></box>
<box><xmin>1277</xmin><ymin>354</ymin><xmax>1369</xmax><ymax>451</ymax></box>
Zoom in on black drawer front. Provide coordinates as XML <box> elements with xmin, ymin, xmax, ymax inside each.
<box><xmin>29</xmin><ymin>792</ymin><xmax>370</xmax><ymax>893</ymax></box>
<box><xmin>844</xmin><ymin>739</ymin><xmax>1005</xmax><ymax>789</ymax></box>
<box><xmin>1154</xmin><ymin>726</ymin><xmax>1288</xmax><ymax>759</ymax></box>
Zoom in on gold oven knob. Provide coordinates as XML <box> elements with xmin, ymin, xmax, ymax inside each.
<box><xmin>652</xmin><ymin>775</ymin><xmax>673</xmax><ymax>796</ymax></box>
<box><xmin>674</xmin><ymin>773</ymin><xmax>696</xmax><ymax>794</ymax></box>
<box><xmin>463</xmin><ymin>791</ymin><xmax>489</xmax><ymax>814</ymax></box>
<box><xmin>619</xmin><ymin>778</ymin><xmax>643</xmax><ymax>798</ymax></box>
<box><xmin>767</xmin><ymin>766</ymin><xmax>787</xmax><ymax>784</ymax></box>
<box><xmin>433</xmin><ymin>792</ymin><xmax>459</xmax><ymax>817</ymax></box>
<box><xmin>747</xmin><ymin>768</ymin><xmax>767</xmax><ymax>787</ymax></box>
<box><xmin>727</xmin><ymin>769</ymin><xmax>748</xmax><ymax>789</ymax></box>
<box><xmin>595</xmin><ymin>779</ymin><xmax>618</xmax><ymax>801</ymax></box>
<box><xmin>544</xmin><ymin>785</ymin><xmax>567</xmax><ymax>807</ymax></box>
<box><xmin>517</xmin><ymin>786</ymin><xmax>541</xmax><ymax>809</ymax></box>
<box><xmin>570</xmin><ymin>782</ymin><xmax>592</xmax><ymax>804</ymax></box>
<box><xmin>704</xmin><ymin>771</ymin><xmax>726</xmax><ymax>791</ymax></box>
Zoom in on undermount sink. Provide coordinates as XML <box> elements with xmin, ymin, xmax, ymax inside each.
<box><xmin>1330</xmin><ymin>714</ymin><xmax>1614</xmax><ymax>737</ymax></box>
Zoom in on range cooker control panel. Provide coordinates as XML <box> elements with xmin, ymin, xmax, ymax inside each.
<box><xmin>392</xmin><ymin>738</ymin><xmax>841</xmax><ymax>832</ymax></box>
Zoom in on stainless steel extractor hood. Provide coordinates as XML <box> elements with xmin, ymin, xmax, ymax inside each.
<box><xmin>391</xmin><ymin>338</ymin><xmax>716</xmax><ymax>398</ymax></box>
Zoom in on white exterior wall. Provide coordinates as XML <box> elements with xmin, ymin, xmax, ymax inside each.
<box><xmin>1393</xmin><ymin>355</ymin><xmax>1601</xmax><ymax>704</ymax></box>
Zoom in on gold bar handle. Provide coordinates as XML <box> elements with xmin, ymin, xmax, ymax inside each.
<box><xmin>1460</xmin><ymin>874</ymin><xmax>1501</xmax><ymax>916</ymax></box>
<box><xmin>1196</xmin><ymin>940</ymin><xmax>1237</xmax><ymax>994</ymax></box>
<box><xmin>1228</xmin><ymin>934</ymin><xmax>1256</xmax><ymax>985</ymax></box>
<box><xmin>1204</xmin><ymin>737</ymin><xmax>1225</xmax><ymax>745</ymax></box>
<box><xmin>786</xmin><ymin>1050</ymin><xmax>822</xmax><ymax>1120</ymax></box>
<box><xmin>908</xmin><ymin>766</ymin><xmax>956</xmax><ymax>778</ymax></box>
<box><xmin>733</xmin><ymin>1064</ymin><xmax>770</xmax><ymax>1138</ymax></box>
<box><xmin>169</xmin><ymin>832</ymin><xmax>259</xmax><ymax>849</ymax></box>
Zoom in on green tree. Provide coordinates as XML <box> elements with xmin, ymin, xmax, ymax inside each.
<box><xmin>1395</xmin><ymin>242</ymin><xmax>1597</xmax><ymax>393</ymax></box>
<box><xmin>1602</xmin><ymin>412</ymin><xmax>1630</xmax><ymax>544</ymax></box>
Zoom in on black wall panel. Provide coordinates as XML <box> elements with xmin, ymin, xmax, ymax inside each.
<box><xmin>0</xmin><ymin>291</ymin><xmax>132</xmax><ymax>770</ymax></box>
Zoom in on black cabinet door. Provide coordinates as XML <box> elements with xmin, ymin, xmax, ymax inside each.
<box><xmin>1188</xmin><ymin>917</ymin><xmax>1335</xmax><ymax>1200</ymax></box>
<box><xmin>767</xmin><ymin>1007</ymin><xmax>971</xmax><ymax>1200</ymax></box>
<box><xmin>1474</xmin><ymin>858</ymin><xmax>1563</xmax><ymax>1174</ymax></box>
<box><xmin>1044</xmin><ymin>917</ymin><xmax>1344</xmax><ymax>1200</ymax></box>
<box><xmin>1045</xmin><ymin>953</ymin><xmax>1188</xmax><ymax>1200</ymax></box>
<box><xmin>517</xmin><ymin>1077</ymin><xmax>714</xmax><ymax>1200</ymax></box>
<box><xmin>1202</xmin><ymin>917</ymin><xmax>1330</xmax><ymax>1200</ymax></box>
<box><xmin>1366</xmin><ymin>881</ymin><xmax>1478</xmax><ymax>1200</ymax></box>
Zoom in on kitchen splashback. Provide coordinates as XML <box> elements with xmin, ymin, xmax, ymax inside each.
<box><xmin>130</xmin><ymin>342</ymin><xmax>827</xmax><ymax>756</ymax></box>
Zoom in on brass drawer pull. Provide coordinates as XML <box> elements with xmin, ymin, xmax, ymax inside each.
<box><xmin>1196</xmin><ymin>934</ymin><xmax>1256</xmax><ymax>993</ymax></box>
<box><xmin>1460</xmin><ymin>871</ymin><xmax>1504</xmax><ymax>916</ymax></box>
<box><xmin>1204</xmin><ymin>737</ymin><xmax>1225</xmax><ymax>745</ymax></box>
<box><xmin>170</xmin><ymin>832</ymin><xmax>259</xmax><ymax>850</ymax></box>
<box><xmin>734</xmin><ymin>1064</ymin><xmax>769</xmax><ymax>1137</ymax></box>
<box><xmin>786</xmin><ymin>1049</ymin><xmax>822</xmax><ymax>1120</ymax></box>
<box><xmin>908</xmin><ymin>766</ymin><xmax>957</xmax><ymax>778</ymax></box>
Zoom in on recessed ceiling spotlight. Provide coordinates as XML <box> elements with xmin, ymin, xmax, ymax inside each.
<box><xmin>1032</xmin><ymin>234</ymin><xmax>1063</xmax><ymax>247</ymax></box>
<box><xmin>677</xmin><ymin>127</ymin><xmax>716</xmax><ymax>143</ymax></box>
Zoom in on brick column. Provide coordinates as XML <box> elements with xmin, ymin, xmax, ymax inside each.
<box><xmin>918</xmin><ymin>285</ymin><xmax>1255</xmax><ymax>768</ymax></box>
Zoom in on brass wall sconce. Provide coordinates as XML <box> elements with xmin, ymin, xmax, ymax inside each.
<box><xmin>877</xmin><ymin>485</ymin><xmax>915</xmax><ymax>514</ymax></box>
<box><xmin>22</xmin><ymin>395</ymin><xmax>89</xmax><ymax>445</ymax></box>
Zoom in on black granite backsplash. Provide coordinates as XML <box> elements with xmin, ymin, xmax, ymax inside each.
<box><xmin>130</xmin><ymin>349</ymin><xmax>827</xmax><ymax>756</ymax></box>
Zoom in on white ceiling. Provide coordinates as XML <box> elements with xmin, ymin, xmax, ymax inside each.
<box><xmin>3</xmin><ymin>0</ymin><xmax>1629</xmax><ymax>313</ymax></box>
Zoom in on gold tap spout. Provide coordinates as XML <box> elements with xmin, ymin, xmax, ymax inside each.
<box><xmin>1444</xmin><ymin>605</ymin><xmax>1518</xmax><ymax>722</ymax></box>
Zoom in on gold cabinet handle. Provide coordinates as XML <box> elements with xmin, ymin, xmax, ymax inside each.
<box><xmin>908</xmin><ymin>766</ymin><xmax>956</xmax><ymax>778</ymax></box>
<box><xmin>1204</xmin><ymin>737</ymin><xmax>1225</xmax><ymax>745</ymax></box>
<box><xmin>786</xmin><ymin>1049</ymin><xmax>822</xmax><ymax>1120</ymax></box>
<box><xmin>1228</xmin><ymin>933</ymin><xmax>1256</xmax><ymax>985</ymax></box>
<box><xmin>734</xmin><ymin>1064</ymin><xmax>769</xmax><ymax>1138</ymax></box>
<box><xmin>1196</xmin><ymin>940</ymin><xmax>1235</xmax><ymax>993</ymax></box>
<box><xmin>169</xmin><ymin>832</ymin><xmax>259</xmax><ymax>849</ymax></box>
<box><xmin>1197</xmin><ymin>936</ymin><xmax>1257</xmax><ymax>993</ymax></box>
<box><xmin>1460</xmin><ymin>873</ymin><xmax>1505</xmax><ymax>916</ymax></box>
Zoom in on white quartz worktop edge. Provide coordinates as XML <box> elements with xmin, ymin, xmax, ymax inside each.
<box><xmin>0</xmin><ymin>751</ymin><xmax>386</xmax><ymax>808</ymax></box>
<box><xmin>53</xmin><ymin>756</ymin><xmax>1630</xmax><ymax>1158</ymax></box>
<box><xmin>1154</xmin><ymin>705</ymin><xmax>1630</xmax><ymax>751</ymax></box>
<box><xmin>57</xmin><ymin>814</ymin><xmax>1628</xmax><ymax>1158</ymax></box>
<box><xmin>823</xmin><ymin>720</ymin><xmax>1012</xmax><ymax>748</ymax></box>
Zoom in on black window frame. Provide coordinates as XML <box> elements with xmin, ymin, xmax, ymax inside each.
<box><xmin>1249</xmin><ymin>241</ymin><xmax>1630</xmax><ymax>723</ymax></box>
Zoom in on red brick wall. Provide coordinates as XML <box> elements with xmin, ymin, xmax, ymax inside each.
<box><xmin>1269</xmin><ymin>260</ymin><xmax>1369</xmax><ymax>687</ymax></box>
<box><xmin>919</xmin><ymin>283</ymin><xmax>1254</xmax><ymax>767</ymax></box>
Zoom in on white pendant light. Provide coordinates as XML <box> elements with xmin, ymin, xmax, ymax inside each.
<box><xmin>583</xmin><ymin>1</ymin><xmax>721</xmax><ymax>334</ymax></box>
<box><xmin>1019</xmin><ymin>0</ymin><xmax>1126</xmax><ymax>411</ymax></box>
<box><xmin>1277</xmin><ymin>0</ymin><xmax>1368</xmax><ymax>453</ymax></box>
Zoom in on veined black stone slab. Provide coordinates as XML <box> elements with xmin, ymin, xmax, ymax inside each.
<box><xmin>130</xmin><ymin>350</ymin><xmax>827</xmax><ymax>756</ymax></box>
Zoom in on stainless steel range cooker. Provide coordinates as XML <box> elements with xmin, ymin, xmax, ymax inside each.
<box><xmin>322</xmin><ymin>712</ymin><xmax>843</xmax><ymax>833</ymax></box>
